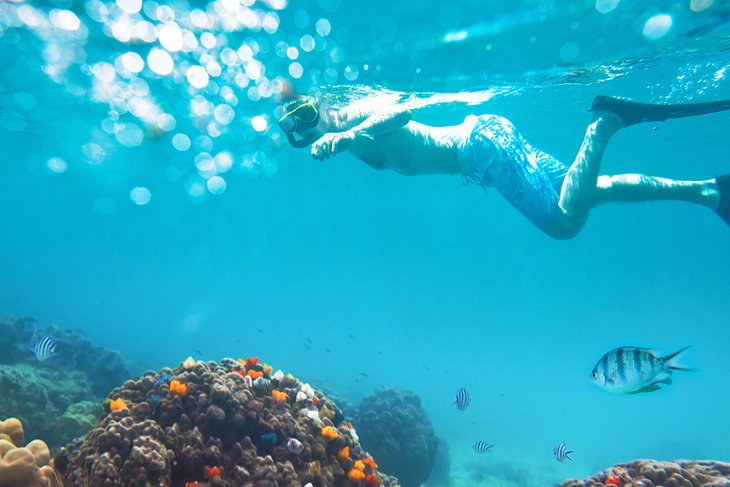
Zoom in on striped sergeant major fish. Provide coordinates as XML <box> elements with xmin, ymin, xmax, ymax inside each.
<box><xmin>32</xmin><ymin>336</ymin><xmax>57</xmax><ymax>362</ymax></box>
<box><xmin>590</xmin><ymin>346</ymin><xmax>694</xmax><ymax>394</ymax></box>
<box><xmin>473</xmin><ymin>441</ymin><xmax>494</xmax><ymax>453</ymax></box>
<box><xmin>452</xmin><ymin>387</ymin><xmax>470</xmax><ymax>411</ymax></box>
<box><xmin>553</xmin><ymin>442</ymin><xmax>573</xmax><ymax>462</ymax></box>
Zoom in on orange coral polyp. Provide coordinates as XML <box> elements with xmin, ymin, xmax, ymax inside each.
<box><xmin>348</xmin><ymin>468</ymin><xmax>366</xmax><ymax>481</ymax></box>
<box><xmin>184</xmin><ymin>482</ymin><xmax>199</xmax><ymax>487</ymax></box>
<box><xmin>338</xmin><ymin>446</ymin><xmax>350</xmax><ymax>460</ymax></box>
<box><xmin>262</xmin><ymin>364</ymin><xmax>273</xmax><ymax>376</ymax></box>
<box><xmin>110</xmin><ymin>398</ymin><xmax>127</xmax><ymax>411</ymax></box>
<box><xmin>365</xmin><ymin>474</ymin><xmax>380</xmax><ymax>485</ymax></box>
<box><xmin>320</xmin><ymin>426</ymin><xmax>339</xmax><ymax>440</ymax></box>
<box><xmin>272</xmin><ymin>390</ymin><xmax>287</xmax><ymax>402</ymax></box>
<box><xmin>170</xmin><ymin>380</ymin><xmax>187</xmax><ymax>396</ymax></box>
<box><xmin>204</xmin><ymin>466</ymin><xmax>222</xmax><ymax>479</ymax></box>
<box><xmin>245</xmin><ymin>356</ymin><xmax>259</xmax><ymax>367</ymax></box>
<box><xmin>354</xmin><ymin>460</ymin><xmax>366</xmax><ymax>471</ymax></box>
<box><xmin>247</xmin><ymin>369</ymin><xmax>264</xmax><ymax>379</ymax></box>
<box><xmin>363</xmin><ymin>457</ymin><xmax>378</xmax><ymax>470</ymax></box>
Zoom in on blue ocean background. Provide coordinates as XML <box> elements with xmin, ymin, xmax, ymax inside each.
<box><xmin>1</xmin><ymin>0</ymin><xmax>729</xmax><ymax>484</ymax></box>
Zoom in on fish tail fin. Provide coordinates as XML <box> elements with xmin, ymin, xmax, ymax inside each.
<box><xmin>663</xmin><ymin>346</ymin><xmax>696</xmax><ymax>372</ymax></box>
<box><xmin>567</xmin><ymin>451</ymin><xmax>574</xmax><ymax>462</ymax></box>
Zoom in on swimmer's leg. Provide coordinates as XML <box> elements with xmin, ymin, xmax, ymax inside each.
<box><xmin>589</xmin><ymin>95</ymin><xmax>730</xmax><ymax>127</ymax></box>
<box><xmin>545</xmin><ymin>114</ymin><xmax>623</xmax><ymax>238</ymax></box>
<box><xmin>594</xmin><ymin>174</ymin><xmax>720</xmax><ymax>209</ymax></box>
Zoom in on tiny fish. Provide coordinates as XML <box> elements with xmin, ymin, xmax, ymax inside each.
<box><xmin>590</xmin><ymin>346</ymin><xmax>694</xmax><ymax>394</ymax></box>
<box><xmin>473</xmin><ymin>441</ymin><xmax>493</xmax><ymax>453</ymax></box>
<box><xmin>32</xmin><ymin>336</ymin><xmax>57</xmax><ymax>362</ymax></box>
<box><xmin>452</xmin><ymin>387</ymin><xmax>471</xmax><ymax>411</ymax></box>
<box><xmin>554</xmin><ymin>442</ymin><xmax>573</xmax><ymax>462</ymax></box>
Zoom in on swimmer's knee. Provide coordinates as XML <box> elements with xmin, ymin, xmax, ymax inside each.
<box><xmin>543</xmin><ymin>210</ymin><xmax>586</xmax><ymax>240</ymax></box>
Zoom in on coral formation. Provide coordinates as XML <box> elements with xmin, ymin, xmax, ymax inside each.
<box><xmin>559</xmin><ymin>459</ymin><xmax>730</xmax><ymax>486</ymax></box>
<box><xmin>0</xmin><ymin>363</ymin><xmax>102</xmax><ymax>450</ymax></box>
<box><xmin>357</xmin><ymin>387</ymin><xmax>438</xmax><ymax>487</ymax></box>
<box><xmin>0</xmin><ymin>418</ymin><xmax>62</xmax><ymax>487</ymax></box>
<box><xmin>54</xmin><ymin>358</ymin><xmax>401</xmax><ymax>486</ymax></box>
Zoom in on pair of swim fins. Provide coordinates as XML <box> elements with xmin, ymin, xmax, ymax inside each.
<box><xmin>589</xmin><ymin>94</ymin><xmax>730</xmax><ymax>127</ymax></box>
<box><xmin>590</xmin><ymin>95</ymin><xmax>730</xmax><ymax>226</ymax></box>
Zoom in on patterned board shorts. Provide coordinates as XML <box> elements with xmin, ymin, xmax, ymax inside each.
<box><xmin>457</xmin><ymin>115</ymin><xmax>569</xmax><ymax>230</ymax></box>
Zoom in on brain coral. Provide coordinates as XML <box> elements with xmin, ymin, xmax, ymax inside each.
<box><xmin>0</xmin><ymin>418</ymin><xmax>62</xmax><ymax>487</ymax></box>
<box><xmin>54</xmin><ymin>358</ymin><xmax>401</xmax><ymax>487</ymax></box>
<box><xmin>559</xmin><ymin>459</ymin><xmax>730</xmax><ymax>487</ymax></box>
<box><xmin>357</xmin><ymin>387</ymin><xmax>438</xmax><ymax>487</ymax></box>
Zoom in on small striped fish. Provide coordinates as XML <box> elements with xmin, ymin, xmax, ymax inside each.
<box><xmin>452</xmin><ymin>387</ymin><xmax>471</xmax><ymax>411</ymax></box>
<box><xmin>590</xmin><ymin>346</ymin><xmax>694</xmax><ymax>394</ymax></box>
<box><xmin>553</xmin><ymin>442</ymin><xmax>573</xmax><ymax>462</ymax></box>
<box><xmin>32</xmin><ymin>336</ymin><xmax>57</xmax><ymax>362</ymax></box>
<box><xmin>473</xmin><ymin>441</ymin><xmax>494</xmax><ymax>453</ymax></box>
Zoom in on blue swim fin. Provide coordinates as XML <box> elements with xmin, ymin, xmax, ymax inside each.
<box><xmin>715</xmin><ymin>174</ymin><xmax>730</xmax><ymax>227</ymax></box>
<box><xmin>589</xmin><ymin>95</ymin><xmax>730</xmax><ymax>127</ymax></box>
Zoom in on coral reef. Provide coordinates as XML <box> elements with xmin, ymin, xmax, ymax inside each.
<box><xmin>0</xmin><ymin>317</ymin><xmax>131</xmax><ymax>396</ymax></box>
<box><xmin>0</xmin><ymin>363</ymin><xmax>101</xmax><ymax>450</ymax></box>
<box><xmin>0</xmin><ymin>418</ymin><xmax>62</xmax><ymax>487</ymax></box>
<box><xmin>357</xmin><ymin>387</ymin><xmax>438</xmax><ymax>487</ymax></box>
<box><xmin>54</xmin><ymin>358</ymin><xmax>401</xmax><ymax>486</ymax></box>
<box><xmin>559</xmin><ymin>459</ymin><xmax>730</xmax><ymax>486</ymax></box>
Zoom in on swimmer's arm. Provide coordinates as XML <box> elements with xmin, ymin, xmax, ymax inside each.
<box><xmin>331</xmin><ymin>106</ymin><xmax>412</xmax><ymax>136</ymax></box>
<box><xmin>312</xmin><ymin>107</ymin><xmax>412</xmax><ymax>160</ymax></box>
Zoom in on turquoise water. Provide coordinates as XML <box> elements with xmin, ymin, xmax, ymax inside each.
<box><xmin>1</xmin><ymin>0</ymin><xmax>730</xmax><ymax>485</ymax></box>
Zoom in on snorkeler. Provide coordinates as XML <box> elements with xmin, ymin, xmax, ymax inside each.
<box><xmin>277</xmin><ymin>94</ymin><xmax>730</xmax><ymax>239</ymax></box>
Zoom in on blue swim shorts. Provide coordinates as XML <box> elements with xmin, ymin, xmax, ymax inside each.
<box><xmin>457</xmin><ymin>115</ymin><xmax>568</xmax><ymax>230</ymax></box>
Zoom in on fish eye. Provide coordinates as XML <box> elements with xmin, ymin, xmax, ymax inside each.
<box><xmin>591</xmin><ymin>371</ymin><xmax>597</xmax><ymax>378</ymax></box>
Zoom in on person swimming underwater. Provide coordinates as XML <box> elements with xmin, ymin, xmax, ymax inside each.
<box><xmin>277</xmin><ymin>94</ymin><xmax>730</xmax><ymax>239</ymax></box>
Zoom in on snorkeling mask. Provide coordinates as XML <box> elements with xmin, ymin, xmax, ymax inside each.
<box><xmin>278</xmin><ymin>100</ymin><xmax>320</xmax><ymax>148</ymax></box>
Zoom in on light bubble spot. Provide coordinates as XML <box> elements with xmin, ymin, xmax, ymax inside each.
<box><xmin>214</xmin><ymin>104</ymin><xmax>235</xmax><ymax>125</ymax></box>
<box><xmin>251</xmin><ymin>115</ymin><xmax>268</xmax><ymax>132</ymax></box>
<box><xmin>187</xmin><ymin>179</ymin><xmax>206</xmax><ymax>199</ymax></box>
<box><xmin>172</xmin><ymin>133</ymin><xmax>191</xmax><ymax>151</ymax></box>
<box><xmin>206</xmin><ymin>176</ymin><xmax>226</xmax><ymax>195</ymax></box>
<box><xmin>559</xmin><ymin>42</ymin><xmax>580</xmax><ymax>63</ymax></box>
<box><xmin>300</xmin><ymin>35</ymin><xmax>315</xmax><ymax>52</ymax></box>
<box><xmin>130</xmin><ymin>186</ymin><xmax>152</xmax><ymax>205</ymax></box>
<box><xmin>116</xmin><ymin>0</ymin><xmax>142</xmax><ymax>14</ymax></box>
<box><xmin>121</xmin><ymin>52</ymin><xmax>144</xmax><ymax>73</ymax></box>
<box><xmin>643</xmin><ymin>14</ymin><xmax>672</xmax><ymax>40</ymax></box>
<box><xmin>323</xmin><ymin>67</ymin><xmax>338</xmax><ymax>83</ymax></box>
<box><xmin>187</xmin><ymin>65</ymin><xmax>209</xmax><ymax>88</ymax></box>
<box><xmin>263</xmin><ymin>12</ymin><xmax>280</xmax><ymax>34</ymax></box>
<box><xmin>115</xmin><ymin>123</ymin><xmax>144</xmax><ymax>147</ymax></box>
<box><xmin>201</xmin><ymin>32</ymin><xmax>217</xmax><ymax>49</ymax></box>
<box><xmin>287</xmin><ymin>46</ymin><xmax>299</xmax><ymax>60</ymax></box>
<box><xmin>50</xmin><ymin>9</ymin><xmax>81</xmax><ymax>31</ymax></box>
<box><xmin>214</xmin><ymin>152</ymin><xmax>233</xmax><ymax>173</ymax></box>
<box><xmin>315</xmin><ymin>18</ymin><xmax>331</xmax><ymax>36</ymax></box>
<box><xmin>157</xmin><ymin>113</ymin><xmax>176</xmax><ymax>131</ymax></box>
<box><xmin>289</xmin><ymin>62</ymin><xmax>303</xmax><ymax>78</ymax></box>
<box><xmin>147</xmin><ymin>48</ymin><xmax>173</xmax><ymax>75</ymax></box>
<box><xmin>159</xmin><ymin>24</ymin><xmax>183</xmax><ymax>52</ymax></box>
<box><xmin>47</xmin><ymin>157</ymin><xmax>68</xmax><ymax>174</ymax></box>
<box><xmin>93</xmin><ymin>196</ymin><xmax>117</xmax><ymax>216</ymax></box>
<box><xmin>690</xmin><ymin>0</ymin><xmax>714</xmax><ymax>12</ymax></box>
<box><xmin>344</xmin><ymin>64</ymin><xmax>359</xmax><ymax>81</ymax></box>
<box><xmin>595</xmin><ymin>0</ymin><xmax>620</xmax><ymax>14</ymax></box>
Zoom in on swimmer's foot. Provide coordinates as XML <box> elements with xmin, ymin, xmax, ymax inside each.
<box><xmin>715</xmin><ymin>174</ymin><xmax>730</xmax><ymax>227</ymax></box>
<box><xmin>589</xmin><ymin>95</ymin><xmax>730</xmax><ymax>127</ymax></box>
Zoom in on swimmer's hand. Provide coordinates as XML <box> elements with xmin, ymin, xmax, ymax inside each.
<box><xmin>311</xmin><ymin>130</ymin><xmax>356</xmax><ymax>161</ymax></box>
